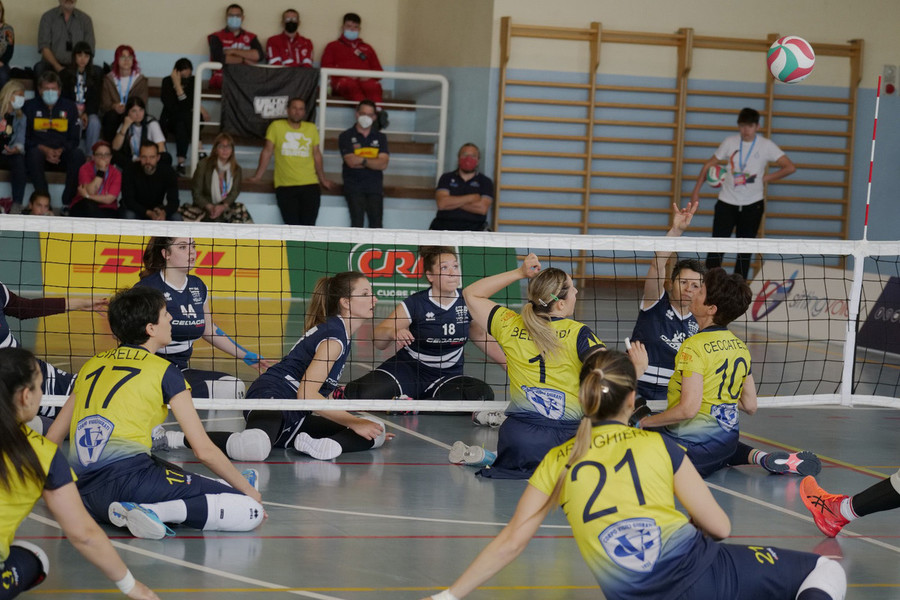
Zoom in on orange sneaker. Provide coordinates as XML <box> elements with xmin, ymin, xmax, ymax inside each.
<box><xmin>801</xmin><ymin>476</ymin><xmax>850</xmax><ymax>537</ymax></box>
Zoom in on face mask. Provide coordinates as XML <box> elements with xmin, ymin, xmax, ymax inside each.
<box><xmin>41</xmin><ymin>90</ymin><xmax>59</xmax><ymax>106</ymax></box>
<box><xmin>284</xmin><ymin>21</ymin><xmax>299</xmax><ymax>34</ymax></box>
<box><xmin>357</xmin><ymin>115</ymin><xmax>374</xmax><ymax>129</ymax></box>
<box><xmin>227</xmin><ymin>15</ymin><xmax>242</xmax><ymax>30</ymax></box>
<box><xmin>343</xmin><ymin>29</ymin><xmax>359</xmax><ymax>41</ymax></box>
<box><xmin>11</xmin><ymin>95</ymin><xmax>24</xmax><ymax>110</ymax></box>
<box><xmin>458</xmin><ymin>156</ymin><xmax>479</xmax><ymax>172</ymax></box>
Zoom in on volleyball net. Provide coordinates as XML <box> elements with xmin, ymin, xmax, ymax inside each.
<box><xmin>2</xmin><ymin>214</ymin><xmax>899</xmax><ymax>411</ymax></box>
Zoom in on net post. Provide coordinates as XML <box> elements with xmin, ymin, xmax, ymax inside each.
<box><xmin>840</xmin><ymin>242</ymin><xmax>867</xmax><ymax>407</ymax></box>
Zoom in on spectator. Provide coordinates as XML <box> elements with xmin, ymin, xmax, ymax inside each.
<box><xmin>249</xmin><ymin>97</ymin><xmax>333</xmax><ymax>226</ymax></box>
<box><xmin>266</xmin><ymin>9</ymin><xmax>313</xmax><ymax>68</ymax></box>
<box><xmin>22</xmin><ymin>189</ymin><xmax>53</xmax><ymax>215</ymax></box>
<box><xmin>160</xmin><ymin>58</ymin><xmax>209</xmax><ymax>176</ymax></box>
<box><xmin>321</xmin><ymin>12</ymin><xmax>384</xmax><ymax>104</ymax></box>
<box><xmin>338</xmin><ymin>99</ymin><xmax>389</xmax><ymax>228</ymax></box>
<box><xmin>0</xmin><ymin>1</ymin><xmax>13</xmax><ymax>88</ymax></box>
<box><xmin>100</xmin><ymin>45</ymin><xmax>148</xmax><ymax>143</ymax></box>
<box><xmin>691</xmin><ymin>107</ymin><xmax>796</xmax><ymax>280</ymax></box>
<box><xmin>60</xmin><ymin>40</ymin><xmax>102</xmax><ymax>154</ymax></box>
<box><xmin>120</xmin><ymin>141</ymin><xmax>180</xmax><ymax>220</ymax></box>
<box><xmin>35</xmin><ymin>0</ymin><xmax>94</xmax><ymax>78</ymax></box>
<box><xmin>23</xmin><ymin>70</ymin><xmax>84</xmax><ymax>207</ymax></box>
<box><xmin>180</xmin><ymin>132</ymin><xmax>252</xmax><ymax>223</ymax></box>
<box><xmin>207</xmin><ymin>3</ymin><xmax>264</xmax><ymax>90</ymax></box>
<box><xmin>69</xmin><ymin>140</ymin><xmax>121</xmax><ymax>218</ymax></box>
<box><xmin>0</xmin><ymin>79</ymin><xmax>26</xmax><ymax>210</ymax></box>
<box><xmin>430</xmin><ymin>143</ymin><xmax>493</xmax><ymax>231</ymax></box>
<box><xmin>111</xmin><ymin>96</ymin><xmax>168</xmax><ymax>170</ymax></box>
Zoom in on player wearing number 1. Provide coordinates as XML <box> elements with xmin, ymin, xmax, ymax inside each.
<box><xmin>635</xmin><ymin>268</ymin><xmax>821</xmax><ymax>477</ymax></box>
<box><xmin>423</xmin><ymin>350</ymin><xmax>846</xmax><ymax>600</ymax></box>
<box><xmin>46</xmin><ymin>286</ymin><xmax>264</xmax><ymax>540</ymax></box>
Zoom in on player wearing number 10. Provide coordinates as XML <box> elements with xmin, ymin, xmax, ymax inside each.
<box><xmin>636</xmin><ymin>268</ymin><xmax>821</xmax><ymax>477</ymax></box>
<box><xmin>46</xmin><ymin>286</ymin><xmax>264</xmax><ymax>539</ymax></box>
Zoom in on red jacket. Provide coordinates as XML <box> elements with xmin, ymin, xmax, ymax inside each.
<box><xmin>321</xmin><ymin>36</ymin><xmax>382</xmax><ymax>74</ymax></box>
<box><xmin>266</xmin><ymin>32</ymin><xmax>314</xmax><ymax>67</ymax></box>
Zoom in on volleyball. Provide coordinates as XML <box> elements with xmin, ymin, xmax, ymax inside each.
<box><xmin>706</xmin><ymin>165</ymin><xmax>726</xmax><ymax>188</ymax></box>
<box><xmin>767</xmin><ymin>36</ymin><xmax>815</xmax><ymax>83</ymax></box>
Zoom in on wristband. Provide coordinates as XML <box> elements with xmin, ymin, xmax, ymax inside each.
<box><xmin>95</xmin><ymin>170</ymin><xmax>106</xmax><ymax>178</ymax></box>
<box><xmin>432</xmin><ymin>591</ymin><xmax>459</xmax><ymax>600</ymax></box>
<box><xmin>115</xmin><ymin>570</ymin><xmax>136</xmax><ymax>594</ymax></box>
<box><xmin>243</xmin><ymin>352</ymin><xmax>261</xmax><ymax>366</ymax></box>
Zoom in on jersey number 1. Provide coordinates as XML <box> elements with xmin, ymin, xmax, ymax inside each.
<box><xmin>82</xmin><ymin>366</ymin><xmax>142</xmax><ymax>409</ymax></box>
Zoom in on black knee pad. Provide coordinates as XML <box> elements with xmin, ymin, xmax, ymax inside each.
<box><xmin>432</xmin><ymin>376</ymin><xmax>495</xmax><ymax>401</ymax></box>
<box><xmin>344</xmin><ymin>370</ymin><xmax>402</xmax><ymax>399</ymax></box>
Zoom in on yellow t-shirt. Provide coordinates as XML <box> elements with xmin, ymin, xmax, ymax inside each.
<box><xmin>265</xmin><ymin>120</ymin><xmax>320</xmax><ymax>188</ymax></box>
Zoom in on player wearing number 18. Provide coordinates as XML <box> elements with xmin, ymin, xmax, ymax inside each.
<box><xmin>45</xmin><ymin>286</ymin><xmax>264</xmax><ymax>540</ymax></box>
<box><xmin>635</xmin><ymin>268</ymin><xmax>821</xmax><ymax>477</ymax></box>
<box><xmin>423</xmin><ymin>350</ymin><xmax>846</xmax><ymax>600</ymax></box>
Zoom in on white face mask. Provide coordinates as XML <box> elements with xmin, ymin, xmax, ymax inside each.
<box><xmin>357</xmin><ymin>115</ymin><xmax>374</xmax><ymax>129</ymax></box>
<box><xmin>11</xmin><ymin>95</ymin><xmax>25</xmax><ymax>110</ymax></box>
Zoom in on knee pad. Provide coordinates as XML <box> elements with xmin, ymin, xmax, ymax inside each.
<box><xmin>890</xmin><ymin>468</ymin><xmax>900</xmax><ymax>495</ymax></box>
<box><xmin>432</xmin><ymin>376</ymin><xmax>495</xmax><ymax>401</ymax></box>
<box><xmin>360</xmin><ymin>415</ymin><xmax>387</xmax><ymax>449</ymax></box>
<box><xmin>202</xmin><ymin>493</ymin><xmax>265</xmax><ymax>531</ymax></box>
<box><xmin>225</xmin><ymin>429</ymin><xmax>272</xmax><ymax>461</ymax></box>
<box><xmin>797</xmin><ymin>556</ymin><xmax>846</xmax><ymax>600</ymax></box>
<box><xmin>10</xmin><ymin>540</ymin><xmax>50</xmax><ymax>581</ymax></box>
<box><xmin>208</xmin><ymin>376</ymin><xmax>246</xmax><ymax>400</ymax></box>
<box><xmin>344</xmin><ymin>370</ymin><xmax>401</xmax><ymax>400</ymax></box>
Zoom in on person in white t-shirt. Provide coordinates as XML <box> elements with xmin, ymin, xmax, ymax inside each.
<box><xmin>691</xmin><ymin>107</ymin><xmax>795</xmax><ymax>280</ymax></box>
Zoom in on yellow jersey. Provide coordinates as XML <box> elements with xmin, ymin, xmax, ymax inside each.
<box><xmin>488</xmin><ymin>305</ymin><xmax>604</xmax><ymax>421</ymax></box>
<box><xmin>68</xmin><ymin>345</ymin><xmax>189</xmax><ymax>476</ymax></box>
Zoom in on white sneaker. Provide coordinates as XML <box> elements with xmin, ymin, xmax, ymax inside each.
<box><xmin>294</xmin><ymin>432</ymin><xmax>342</xmax><ymax>460</ymax></box>
<box><xmin>108</xmin><ymin>502</ymin><xmax>174</xmax><ymax>539</ymax></box>
<box><xmin>151</xmin><ymin>425</ymin><xmax>185</xmax><ymax>451</ymax></box>
<box><xmin>472</xmin><ymin>410</ymin><xmax>507</xmax><ymax>427</ymax></box>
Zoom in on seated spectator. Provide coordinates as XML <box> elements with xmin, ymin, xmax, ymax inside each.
<box><xmin>321</xmin><ymin>12</ymin><xmax>383</xmax><ymax>105</ymax></box>
<box><xmin>0</xmin><ymin>78</ymin><xmax>26</xmax><ymax>209</ymax></box>
<box><xmin>100</xmin><ymin>45</ymin><xmax>148</xmax><ymax>142</ymax></box>
<box><xmin>0</xmin><ymin>1</ymin><xmax>13</xmax><ymax>88</ymax></box>
<box><xmin>430</xmin><ymin>143</ymin><xmax>493</xmax><ymax>231</ymax></box>
<box><xmin>69</xmin><ymin>140</ymin><xmax>121</xmax><ymax>218</ymax></box>
<box><xmin>120</xmin><ymin>141</ymin><xmax>180</xmax><ymax>220</ymax></box>
<box><xmin>180</xmin><ymin>132</ymin><xmax>252</xmax><ymax>223</ymax></box>
<box><xmin>35</xmin><ymin>0</ymin><xmax>94</xmax><ymax>78</ymax></box>
<box><xmin>23</xmin><ymin>70</ymin><xmax>84</xmax><ymax>207</ymax></box>
<box><xmin>266</xmin><ymin>9</ymin><xmax>312</xmax><ymax>68</ymax></box>
<box><xmin>111</xmin><ymin>96</ymin><xmax>168</xmax><ymax>170</ymax></box>
<box><xmin>160</xmin><ymin>58</ymin><xmax>209</xmax><ymax>176</ymax></box>
<box><xmin>60</xmin><ymin>41</ymin><xmax>103</xmax><ymax>154</ymax></box>
<box><xmin>22</xmin><ymin>189</ymin><xmax>53</xmax><ymax>215</ymax></box>
<box><xmin>208</xmin><ymin>3</ymin><xmax>264</xmax><ymax>90</ymax></box>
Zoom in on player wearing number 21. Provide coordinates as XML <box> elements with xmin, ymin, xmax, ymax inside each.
<box><xmin>634</xmin><ymin>268</ymin><xmax>820</xmax><ymax>477</ymax></box>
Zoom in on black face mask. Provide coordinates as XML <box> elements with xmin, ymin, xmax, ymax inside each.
<box><xmin>284</xmin><ymin>21</ymin><xmax>299</xmax><ymax>34</ymax></box>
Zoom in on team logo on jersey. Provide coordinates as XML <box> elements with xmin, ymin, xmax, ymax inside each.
<box><xmin>163</xmin><ymin>292</ymin><xmax>172</xmax><ymax>301</ymax></box>
<box><xmin>74</xmin><ymin>415</ymin><xmax>115</xmax><ymax>466</ymax></box>
<box><xmin>189</xmin><ymin>287</ymin><xmax>202</xmax><ymax>303</ymax></box>
<box><xmin>665</xmin><ymin>309</ymin><xmax>675</xmax><ymax>320</ymax></box>
<box><xmin>660</xmin><ymin>332</ymin><xmax>687</xmax><ymax>352</ymax></box>
<box><xmin>711</xmin><ymin>402</ymin><xmax>739</xmax><ymax>432</ymax></box>
<box><xmin>522</xmin><ymin>386</ymin><xmax>565</xmax><ymax>420</ymax></box>
<box><xmin>425</xmin><ymin>311</ymin><xmax>435</xmax><ymax>321</ymax></box>
<box><xmin>455</xmin><ymin>305</ymin><xmax>468</xmax><ymax>323</ymax></box>
<box><xmin>599</xmin><ymin>518</ymin><xmax>662</xmax><ymax>573</ymax></box>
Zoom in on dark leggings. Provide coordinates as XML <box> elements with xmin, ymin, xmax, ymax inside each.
<box><xmin>207</xmin><ymin>411</ymin><xmax>375</xmax><ymax>454</ymax></box>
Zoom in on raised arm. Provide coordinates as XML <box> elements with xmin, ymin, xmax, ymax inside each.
<box><xmin>463</xmin><ymin>253</ymin><xmax>541</xmax><ymax>330</ymax></box>
<box><xmin>641</xmin><ymin>201</ymin><xmax>697</xmax><ymax>309</ymax></box>
<box><xmin>200</xmin><ymin>302</ymin><xmax>274</xmax><ymax>373</ymax></box>
<box><xmin>690</xmin><ymin>154</ymin><xmax>721</xmax><ymax>205</ymax></box>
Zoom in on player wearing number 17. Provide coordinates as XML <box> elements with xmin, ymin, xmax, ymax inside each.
<box><xmin>46</xmin><ymin>286</ymin><xmax>264</xmax><ymax>540</ymax></box>
<box><xmin>635</xmin><ymin>268</ymin><xmax>821</xmax><ymax>477</ymax></box>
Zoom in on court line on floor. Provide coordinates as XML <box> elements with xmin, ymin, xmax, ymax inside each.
<box><xmin>26</xmin><ymin>513</ymin><xmax>347</xmax><ymax>600</ymax></box>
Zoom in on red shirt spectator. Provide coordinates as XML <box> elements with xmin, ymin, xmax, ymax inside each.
<box><xmin>266</xmin><ymin>9</ymin><xmax>313</xmax><ymax>68</ymax></box>
<box><xmin>70</xmin><ymin>141</ymin><xmax>123</xmax><ymax>218</ymax></box>
<box><xmin>320</xmin><ymin>12</ymin><xmax>383</xmax><ymax>104</ymax></box>
<box><xmin>208</xmin><ymin>4</ymin><xmax>264</xmax><ymax>89</ymax></box>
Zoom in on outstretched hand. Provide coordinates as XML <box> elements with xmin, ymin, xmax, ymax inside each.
<box><xmin>626</xmin><ymin>339</ymin><xmax>648</xmax><ymax>379</ymax></box>
<box><xmin>671</xmin><ymin>201</ymin><xmax>697</xmax><ymax>234</ymax></box>
<box><xmin>520</xmin><ymin>253</ymin><xmax>541</xmax><ymax>279</ymax></box>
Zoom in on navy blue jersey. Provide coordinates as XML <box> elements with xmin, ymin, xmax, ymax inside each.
<box><xmin>0</xmin><ymin>282</ymin><xmax>17</xmax><ymax>349</ymax></box>
<box><xmin>135</xmin><ymin>273</ymin><xmax>208</xmax><ymax>369</ymax></box>
<box><xmin>398</xmin><ymin>288</ymin><xmax>470</xmax><ymax>371</ymax></box>
<box><xmin>433</xmin><ymin>170</ymin><xmax>494</xmax><ymax>229</ymax></box>
<box><xmin>249</xmin><ymin>316</ymin><xmax>349</xmax><ymax>399</ymax></box>
<box><xmin>338</xmin><ymin>125</ymin><xmax>390</xmax><ymax>194</ymax></box>
<box><xmin>631</xmin><ymin>291</ymin><xmax>698</xmax><ymax>400</ymax></box>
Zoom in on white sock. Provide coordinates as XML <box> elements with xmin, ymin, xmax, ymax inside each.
<box><xmin>140</xmin><ymin>500</ymin><xmax>187</xmax><ymax>524</ymax></box>
<box><xmin>839</xmin><ymin>498</ymin><xmax>858</xmax><ymax>522</ymax></box>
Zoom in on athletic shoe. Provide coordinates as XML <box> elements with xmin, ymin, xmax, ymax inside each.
<box><xmin>761</xmin><ymin>451</ymin><xmax>822</xmax><ymax>476</ymax></box>
<box><xmin>151</xmin><ymin>425</ymin><xmax>185</xmax><ymax>451</ymax></box>
<box><xmin>472</xmin><ymin>410</ymin><xmax>506</xmax><ymax>427</ymax></box>
<box><xmin>448</xmin><ymin>441</ymin><xmax>496</xmax><ymax>467</ymax></box>
<box><xmin>241</xmin><ymin>468</ymin><xmax>259</xmax><ymax>491</ymax></box>
<box><xmin>294</xmin><ymin>432</ymin><xmax>342</xmax><ymax>460</ymax></box>
<box><xmin>108</xmin><ymin>502</ymin><xmax>174</xmax><ymax>540</ymax></box>
<box><xmin>800</xmin><ymin>476</ymin><xmax>850</xmax><ymax>537</ymax></box>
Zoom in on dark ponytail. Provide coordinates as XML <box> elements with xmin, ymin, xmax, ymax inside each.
<box><xmin>305</xmin><ymin>271</ymin><xmax>366</xmax><ymax>331</ymax></box>
<box><xmin>0</xmin><ymin>348</ymin><xmax>46</xmax><ymax>491</ymax></box>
